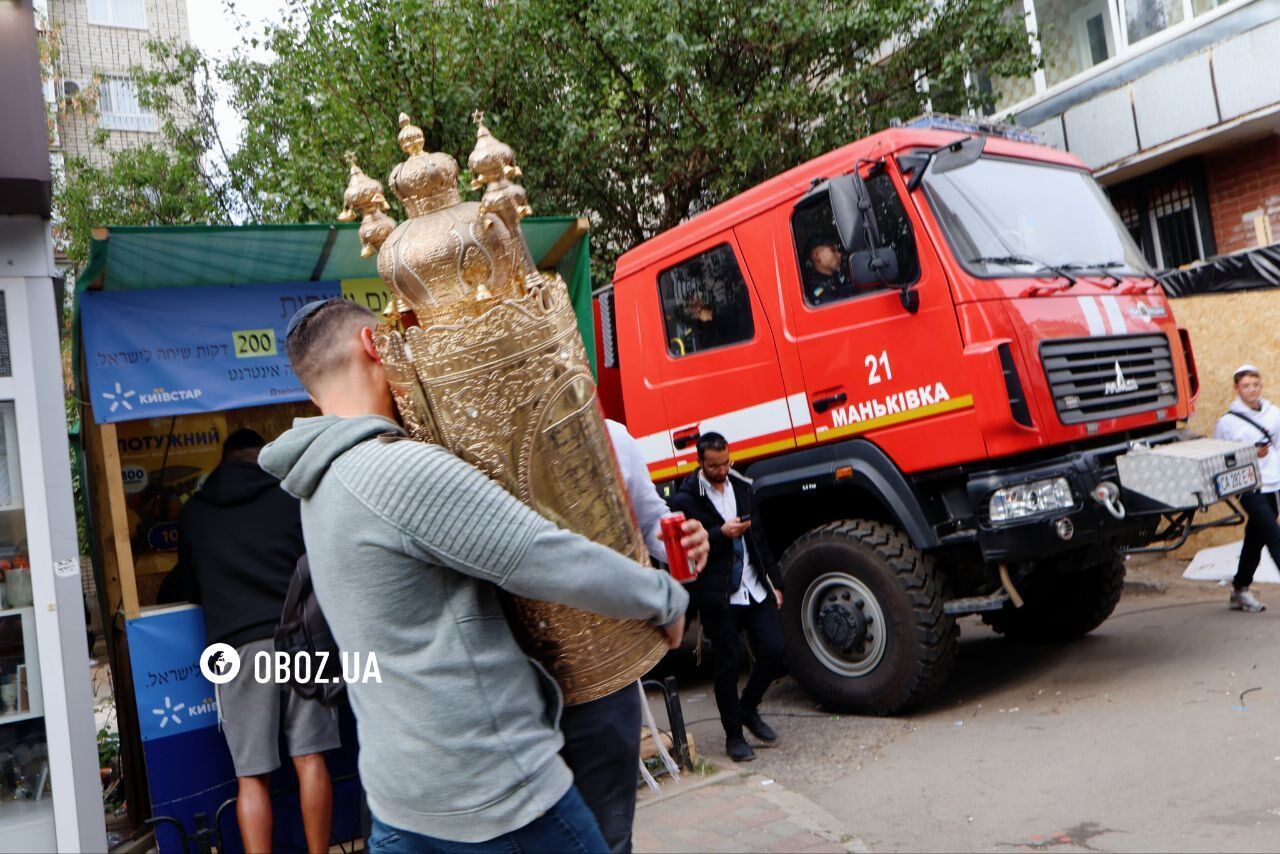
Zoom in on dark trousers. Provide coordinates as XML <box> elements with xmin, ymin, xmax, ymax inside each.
<box><xmin>559</xmin><ymin>685</ymin><xmax>642</xmax><ymax>854</ymax></box>
<box><xmin>700</xmin><ymin>598</ymin><xmax>787</xmax><ymax>736</ymax></box>
<box><xmin>1235</xmin><ymin>490</ymin><xmax>1280</xmax><ymax>589</ymax></box>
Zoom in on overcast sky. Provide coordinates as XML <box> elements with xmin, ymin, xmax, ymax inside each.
<box><xmin>185</xmin><ymin>0</ymin><xmax>287</xmax><ymax>151</ymax></box>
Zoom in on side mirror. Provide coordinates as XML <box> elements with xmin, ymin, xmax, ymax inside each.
<box><xmin>932</xmin><ymin>135</ymin><xmax>986</xmax><ymax>175</ymax></box>
<box><xmin>850</xmin><ymin>247</ymin><xmax>898</xmax><ymax>285</ymax></box>
<box><xmin>900</xmin><ymin>287</ymin><xmax>920</xmax><ymax>313</ymax></box>
<box><xmin>829</xmin><ymin>174</ymin><xmax>865</xmax><ymax>254</ymax></box>
<box><xmin>849</xmin><ymin>247</ymin><xmax>920</xmax><ymax>314</ymax></box>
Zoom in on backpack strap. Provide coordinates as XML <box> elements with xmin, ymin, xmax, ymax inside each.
<box><xmin>1227</xmin><ymin>409</ymin><xmax>1274</xmax><ymax>444</ymax></box>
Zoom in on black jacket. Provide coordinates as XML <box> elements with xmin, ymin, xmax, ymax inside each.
<box><xmin>667</xmin><ymin>470</ymin><xmax>781</xmax><ymax>608</ymax></box>
<box><xmin>166</xmin><ymin>462</ymin><xmax>305</xmax><ymax>647</ymax></box>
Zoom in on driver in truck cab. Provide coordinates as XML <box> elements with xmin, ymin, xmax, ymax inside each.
<box><xmin>802</xmin><ymin>235</ymin><xmax>852</xmax><ymax>305</ymax></box>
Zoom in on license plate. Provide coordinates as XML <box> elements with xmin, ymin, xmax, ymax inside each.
<box><xmin>1216</xmin><ymin>466</ymin><xmax>1257</xmax><ymax>497</ymax></box>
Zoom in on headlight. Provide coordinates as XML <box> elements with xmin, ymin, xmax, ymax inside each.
<box><xmin>989</xmin><ymin>477</ymin><xmax>1074</xmax><ymax>523</ymax></box>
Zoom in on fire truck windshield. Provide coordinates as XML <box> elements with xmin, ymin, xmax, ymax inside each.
<box><xmin>922</xmin><ymin>156</ymin><xmax>1150</xmax><ymax>280</ymax></box>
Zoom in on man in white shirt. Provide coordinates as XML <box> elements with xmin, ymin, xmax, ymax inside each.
<box><xmin>668</xmin><ymin>432</ymin><xmax>786</xmax><ymax>763</ymax></box>
<box><xmin>1213</xmin><ymin>364</ymin><xmax>1280</xmax><ymax>612</ymax></box>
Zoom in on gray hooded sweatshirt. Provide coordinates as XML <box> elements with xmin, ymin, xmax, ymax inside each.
<box><xmin>259</xmin><ymin>415</ymin><xmax>689</xmax><ymax>842</ymax></box>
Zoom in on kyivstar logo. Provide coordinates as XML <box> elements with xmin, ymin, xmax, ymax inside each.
<box><xmin>101</xmin><ymin>382</ymin><xmax>136</xmax><ymax>413</ymax></box>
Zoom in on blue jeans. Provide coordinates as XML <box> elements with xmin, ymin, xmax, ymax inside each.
<box><xmin>368</xmin><ymin>785</ymin><xmax>608</xmax><ymax>853</ymax></box>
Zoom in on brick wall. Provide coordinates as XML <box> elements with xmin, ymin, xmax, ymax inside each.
<box><xmin>49</xmin><ymin>0</ymin><xmax>190</xmax><ymax>166</ymax></box>
<box><xmin>1204</xmin><ymin>134</ymin><xmax>1280</xmax><ymax>257</ymax></box>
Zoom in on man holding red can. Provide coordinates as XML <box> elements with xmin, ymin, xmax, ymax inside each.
<box><xmin>668</xmin><ymin>432</ymin><xmax>786</xmax><ymax>763</ymax></box>
<box><xmin>554</xmin><ymin>420</ymin><xmax>709</xmax><ymax>853</ymax></box>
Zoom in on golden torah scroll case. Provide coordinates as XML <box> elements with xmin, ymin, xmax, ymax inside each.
<box><xmin>342</xmin><ymin>113</ymin><xmax>667</xmax><ymax>705</ymax></box>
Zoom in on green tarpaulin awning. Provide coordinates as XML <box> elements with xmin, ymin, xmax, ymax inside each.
<box><xmin>72</xmin><ymin>217</ymin><xmax>595</xmax><ymax>403</ymax></box>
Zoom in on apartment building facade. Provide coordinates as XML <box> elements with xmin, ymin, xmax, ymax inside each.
<box><xmin>988</xmin><ymin>0</ymin><xmax>1280</xmax><ymax>268</ymax></box>
<box><xmin>39</xmin><ymin>0</ymin><xmax>190</xmax><ymax>168</ymax></box>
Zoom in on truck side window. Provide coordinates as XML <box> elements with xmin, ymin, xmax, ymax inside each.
<box><xmin>792</xmin><ymin>171</ymin><xmax>920</xmax><ymax>307</ymax></box>
<box><xmin>657</xmin><ymin>244</ymin><xmax>755</xmax><ymax>357</ymax></box>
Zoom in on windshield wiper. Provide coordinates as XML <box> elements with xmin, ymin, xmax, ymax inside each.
<box><xmin>969</xmin><ymin>255</ymin><xmax>1078</xmax><ymax>286</ymax></box>
<box><xmin>1058</xmin><ymin>261</ymin><xmax>1126</xmax><ymax>288</ymax></box>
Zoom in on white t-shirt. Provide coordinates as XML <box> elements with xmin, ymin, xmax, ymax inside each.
<box><xmin>606</xmin><ymin>419</ymin><xmax>670</xmax><ymax>562</ymax></box>
<box><xmin>698</xmin><ymin>471</ymin><xmax>767</xmax><ymax>606</ymax></box>
<box><xmin>1214</xmin><ymin>397</ymin><xmax>1280</xmax><ymax>492</ymax></box>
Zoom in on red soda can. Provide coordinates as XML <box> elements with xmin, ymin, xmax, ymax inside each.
<box><xmin>660</xmin><ymin>513</ymin><xmax>695</xmax><ymax>582</ymax></box>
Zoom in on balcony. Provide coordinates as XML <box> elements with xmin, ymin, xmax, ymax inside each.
<box><xmin>98</xmin><ymin>112</ymin><xmax>158</xmax><ymax>133</ymax></box>
<box><xmin>995</xmin><ymin>0</ymin><xmax>1280</xmax><ymax>179</ymax></box>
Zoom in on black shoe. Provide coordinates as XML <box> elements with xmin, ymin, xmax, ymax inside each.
<box><xmin>726</xmin><ymin>734</ymin><xmax>756</xmax><ymax>762</ymax></box>
<box><xmin>742</xmin><ymin>709</ymin><xmax>777</xmax><ymax>743</ymax></box>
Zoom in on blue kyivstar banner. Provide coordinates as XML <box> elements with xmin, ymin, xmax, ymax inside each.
<box><xmin>127</xmin><ymin>606</ymin><xmax>364</xmax><ymax>853</ymax></box>
<box><xmin>81</xmin><ymin>280</ymin><xmax>390</xmax><ymax>423</ymax></box>
<box><xmin>126</xmin><ymin>605</ymin><xmax>220</xmax><ymax>742</ymax></box>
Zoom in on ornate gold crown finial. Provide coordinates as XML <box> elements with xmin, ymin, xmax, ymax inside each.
<box><xmin>339</xmin><ymin>153</ymin><xmax>395</xmax><ymax>256</ymax></box>
<box><xmin>397</xmin><ymin>112</ymin><xmax>425</xmax><ymax>156</ymax></box>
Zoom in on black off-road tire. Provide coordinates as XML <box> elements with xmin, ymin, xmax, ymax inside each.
<box><xmin>779</xmin><ymin>520</ymin><xmax>958</xmax><ymax>715</ymax></box>
<box><xmin>982</xmin><ymin>553</ymin><xmax>1126</xmax><ymax>642</ymax></box>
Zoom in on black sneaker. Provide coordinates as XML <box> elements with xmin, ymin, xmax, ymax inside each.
<box><xmin>743</xmin><ymin>709</ymin><xmax>777</xmax><ymax>743</ymax></box>
<box><xmin>726</xmin><ymin>734</ymin><xmax>756</xmax><ymax>762</ymax></box>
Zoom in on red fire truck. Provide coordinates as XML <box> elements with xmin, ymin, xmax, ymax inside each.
<box><xmin>595</xmin><ymin>116</ymin><xmax>1254</xmax><ymax>714</ymax></box>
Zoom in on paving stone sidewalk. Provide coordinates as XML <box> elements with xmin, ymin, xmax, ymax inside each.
<box><xmin>633</xmin><ymin>771</ymin><xmax>868</xmax><ymax>853</ymax></box>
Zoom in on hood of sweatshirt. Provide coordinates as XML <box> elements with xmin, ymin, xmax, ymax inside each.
<box><xmin>191</xmin><ymin>462</ymin><xmax>282</xmax><ymax>507</ymax></box>
<box><xmin>259</xmin><ymin>415</ymin><xmax>403</xmax><ymax>499</ymax></box>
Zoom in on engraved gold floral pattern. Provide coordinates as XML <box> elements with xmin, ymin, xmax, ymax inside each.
<box><xmin>343</xmin><ymin>113</ymin><xmax>666</xmax><ymax>704</ymax></box>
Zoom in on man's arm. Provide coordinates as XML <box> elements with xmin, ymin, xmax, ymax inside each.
<box><xmin>606</xmin><ymin>420</ymin><xmax>671</xmax><ymax>561</ymax></box>
<box><xmin>377</xmin><ymin>443</ymin><xmax>688</xmax><ymax>628</ymax></box>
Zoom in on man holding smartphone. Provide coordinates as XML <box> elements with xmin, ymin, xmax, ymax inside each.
<box><xmin>668</xmin><ymin>432</ymin><xmax>786</xmax><ymax>763</ymax></box>
<box><xmin>1214</xmin><ymin>364</ymin><xmax>1280</xmax><ymax>612</ymax></box>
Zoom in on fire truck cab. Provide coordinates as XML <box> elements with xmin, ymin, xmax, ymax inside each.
<box><xmin>597</xmin><ymin>116</ymin><xmax>1251</xmax><ymax>714</ymax></box>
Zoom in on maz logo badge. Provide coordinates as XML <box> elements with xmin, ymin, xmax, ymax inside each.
<box><xmin>1104</xmin><ymin>362</ymin><xmax>1139</xmax><ymax>396</ymax></box>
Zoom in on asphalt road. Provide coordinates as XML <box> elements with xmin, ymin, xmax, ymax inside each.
<box><xmin>662</xmin><ymin>563</ymin><xmax>1280</xmax><ymax>852</ymax></box>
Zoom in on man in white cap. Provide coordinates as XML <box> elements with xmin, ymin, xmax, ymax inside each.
<box><xmin>1213</xmin><ymin>364</ymin><xmax>1280</xmax><ymax>611</ymax></box>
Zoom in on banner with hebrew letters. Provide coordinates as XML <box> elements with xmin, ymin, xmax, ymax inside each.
<box><xmin>82</xmin><ymin>280</ymin><xmax>391</xmax><ymax>423</ymax></box>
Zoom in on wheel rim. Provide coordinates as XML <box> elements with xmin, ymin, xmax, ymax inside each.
<box><xmin>801</xmin><ymin>572</ymin><xmax>888</xmax><ymax>678</ymax></box>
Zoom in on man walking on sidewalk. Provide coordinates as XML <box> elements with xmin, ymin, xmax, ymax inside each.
<box><xmin>668</xmin><ymin>432</ymin><xmax>786</xmax><ymax>763</ymax></box>
<box><xmin>1214</xmin><ymin>364</ymin><xmax>1280</xmax><ymax>612</ymax></box>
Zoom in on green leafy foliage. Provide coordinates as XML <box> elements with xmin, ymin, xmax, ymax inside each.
<box><xmin>55</xmin><ymin>0</ymin><xmax>1036</xmax><ymax>283</ymax></box>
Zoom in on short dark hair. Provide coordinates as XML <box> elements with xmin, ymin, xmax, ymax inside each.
<box><xmin>222</xmin><ymin>428</ymin><xmax>265</xmax><ymax>462</ymax></box>
<box><xmin>804</xmin><ymin>233</ymin><xmax>840</xmax><ymax>262</ymax></box>
<box><xmin>285</xmin><ymin>298</ymin><xmax>377</xmax><ymax>393</ymax></box>
<box><xmin>696</xmin><ymin>431</ymin><xmax>729</xmax><ymax>460</ymax></box>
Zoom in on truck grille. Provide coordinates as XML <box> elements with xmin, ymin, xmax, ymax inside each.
<box><xmin>1040</xmin><ymin>334</ymin><xmax>1177</xmax><ymax>424</ymax></box>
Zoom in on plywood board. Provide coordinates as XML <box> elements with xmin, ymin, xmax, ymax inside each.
<box><xmin>1171</xmin><ymin>290</ymin><xmax>1280</xmax><ymax>555</ymax></box>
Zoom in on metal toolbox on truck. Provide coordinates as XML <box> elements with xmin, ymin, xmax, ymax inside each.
<box><xmin>1116</xmin><ymin>438</ymin><xmax>1259</xmax><ymax>510</ymax></box>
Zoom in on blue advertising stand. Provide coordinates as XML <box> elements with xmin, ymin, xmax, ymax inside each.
<box><xmin>126</xmin><ymin>606</ymin><xmax>362</xmax><ymax>853</ymax></box>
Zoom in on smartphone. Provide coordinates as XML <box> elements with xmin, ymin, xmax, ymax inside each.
<box><xmin>739</xmin><ymin>512</ymin><xmax>752</xmax><ymax>522</ymax></box>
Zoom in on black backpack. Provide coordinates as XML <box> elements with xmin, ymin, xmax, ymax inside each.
<box><xmin>274</xmin><ymin>555</ymin><xmax>345</xmax><ymax>707</ymax></box>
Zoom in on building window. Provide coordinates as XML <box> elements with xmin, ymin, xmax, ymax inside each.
<box><xmin>86</xmin><ymin>0</ymin><xmax>147</xmax><ymax>29</ymax></box>
<box><xmin>1106</xmin><ymin>163</ymin><xmax>1215</xmax><ymax>269</ymax></box>
<box><xmin>658</xmin><ymin>244</ymin><xmax>755</xmax><ymax>357</ymax></box>
<box><xmin>1148</xmin><ymin>178</ymin><xmax>1204</xmax><ymax>268</ymax></box>
<box><xmin>98</xmin><ymin>76</ymin><xmax>157</xmax><ymax>132</ymax></box>
<box><xmin>1123</xmin><ymin>0</ymin><xmax>1185</xmax><ymax>44</ymax></box>
<box><xmin>1032</xmin><ymin>0</ymin><xmax>1119</xmax><ymax>87</ymax></box>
